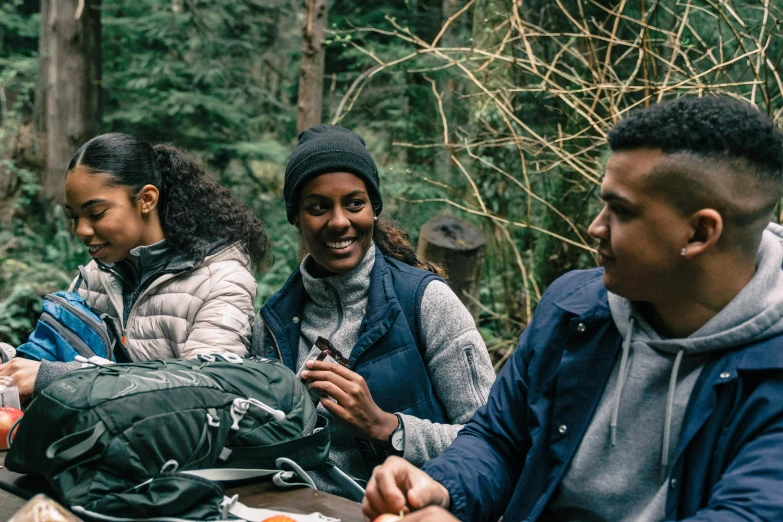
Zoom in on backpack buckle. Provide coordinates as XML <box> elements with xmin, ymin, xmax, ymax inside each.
<box><xmin>206</xmin><ymin>412</ymin><xmax>220</xmax><ymax>428</ymax></box>
<box><xmin>219</xmin><ymin>494</ymin><xmax>238</xmax><ymax>519</ymax></box>
<box><xmin>213</xmin><ymin>352</ymin><xmax>244</xmax><ymax>364</ymax></box>
<box><xmin>230</xmin><ymin>399</ymin><xmax>250</xmax><ymax>430</ymax></box>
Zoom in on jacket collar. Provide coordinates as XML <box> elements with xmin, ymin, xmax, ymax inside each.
<box><xmin>265</xmin><ymin>246</ymin><xmax>395</xmax><ymax>326</ymax></box>
<box><xmin>726</xmin><ymin>335</ymin><xmax>783</xmax><ymax>371</ymax></box>
<box><xmin>553</xmin><ymin>269</ymin><xmax>612</xmax><ymax>321</ymax></box>
<box><xmin>364</xmin><ymin>247</ymin><xmax>398</xmax><ymax>324</ymax></box>
<box><xmin>261</xmin><ymin>247</ymin><xmax>400</xmax><ymax>368</ymax></box>
<box><xmin>552</xmin><ymin>269</ymin><xmax>783</xmax><ymax>371</ymax></box>
<box><xmin>300</xmin><ymin>244</ymin><xmax>376</xmax><ymax>308</ymax></box>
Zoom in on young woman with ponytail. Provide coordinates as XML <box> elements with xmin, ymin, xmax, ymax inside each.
<box><xmin>252</xmin><ymin>125</ymin><xmax>495</xmax><ymax>499</ymax></box>
<box><xmin>0</xmin><ymin>132</ymin><xmax>269</xmax><ymax>397</ymax></box>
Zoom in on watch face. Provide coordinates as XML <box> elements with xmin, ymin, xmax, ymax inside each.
<box><xmin>391</xmin><ymin>429</ymin><xmax>404</xmax><ymax>452</ymax></box>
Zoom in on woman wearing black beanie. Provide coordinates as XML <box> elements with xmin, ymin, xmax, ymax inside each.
<box><xmin>252</xmin><ymin>125</ymin><xmax>495</xmax><ymax>499</ymax></box>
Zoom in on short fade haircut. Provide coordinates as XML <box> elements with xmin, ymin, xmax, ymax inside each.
<box><xmin>608</xmin><ymin>96</ymin><xmax>783</xmax><ymax>180</ymax></box>
<box><xmin>607</xmin><ymin>96</ymin><xmax>783</xmax><ymax>254</ymax></box>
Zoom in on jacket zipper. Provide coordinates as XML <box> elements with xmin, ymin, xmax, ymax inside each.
<box><xmin>465</xmin><ymin>347</ymin><xmax>482</xmax><ymax>403</ymax></box>
<box><xmin>325</xmin><ymin>281</ymin><xmax>344</xmax><ymax>343</ymax></box>
<box><xmin>46</xmin><ymin>294</ymin><xmax>113</xmax><ymax>352</ymax></box>
<box><xmin>121</xmin><ymin>272</ymin><xmax>180</xmax><ymax>347</ymax></box>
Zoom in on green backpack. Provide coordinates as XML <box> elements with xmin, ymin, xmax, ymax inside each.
<box><xmin>6</xmin><ymin>355</ymin><xmax>361</xmax><ymax>521</ymax></box>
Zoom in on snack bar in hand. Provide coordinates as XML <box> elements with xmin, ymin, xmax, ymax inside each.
<box><xmin>296</xmin><ymin>336</ymin><xmax>350</xmax><ymax>402</ymax></box>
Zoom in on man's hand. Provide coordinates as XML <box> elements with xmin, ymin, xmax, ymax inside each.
<box><xmin>363</xmin><ymin>456</ymin><xmax>451</xmax><ymax>521</ymax></box>
<box><xmin>301</xmin><ymin>360</ymin><xmax>398</xmax><ymax>441</ymax></box>
<box><xmin>0</xmin><ymin>359</ymin><xmax>41</xmax><ymax>400</ymax></box>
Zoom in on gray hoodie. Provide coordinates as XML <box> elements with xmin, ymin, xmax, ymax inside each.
<box><xmin>251</xmin><ymin>243</ymin><xmax>496</xmax><ymax>497</ymax></box>
<box><xmin>545</xmin><ymin>223</ymin><xmax>783</xmax><ymax>521</ymax></box>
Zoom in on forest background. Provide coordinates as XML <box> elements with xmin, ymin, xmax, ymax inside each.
<box><xmin>1</xmin><ymin>0</ymin><xmax>782</xmax><ymax>368</ymax></box>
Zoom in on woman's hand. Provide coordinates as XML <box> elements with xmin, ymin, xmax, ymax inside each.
<box><xmin>301</xmin><ymin>360</ymin><xmax>398</xmax><ymax>442</ymax></box>
<box><xmin>362</xmin><ymin>456</ymin><xmax>452</xmax><ymax>521</ymax></box>
<box><xmin>0</xmin><ymin>359</ymin><xmax>41</xmax><ymax>400</ymax></box>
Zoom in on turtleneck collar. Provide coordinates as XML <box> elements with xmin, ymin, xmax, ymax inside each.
<box><xmin>300</xmin><ymin>243</ymin><xmax>376</xmax><ymax>308</ymax></box>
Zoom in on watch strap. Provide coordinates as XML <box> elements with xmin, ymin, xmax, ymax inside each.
<box><xmin>388</xmin><ymin>413</ymin><xmax>405</xmax><ymax>455</ymax></box>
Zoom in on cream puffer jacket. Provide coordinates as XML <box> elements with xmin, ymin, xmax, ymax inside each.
<box><xmin>70</xmin><ymin>245</ymin><xmax>256</xmax><ymax>361</ymax></box>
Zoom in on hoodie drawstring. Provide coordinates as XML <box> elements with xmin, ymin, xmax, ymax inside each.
<box><xmin>610</xmin><ymin>318</ymin><xmax>634</xmax><ymax>446</ymax></box>
<box><xmin>661</xmin><ymin>348</ymin><xmax>684</xmax><ymax>480</ymax></box>
<box><xmin>608</xmin><ymin>315</ymin><xmax>685</xmax><ymax>480</ymax></box>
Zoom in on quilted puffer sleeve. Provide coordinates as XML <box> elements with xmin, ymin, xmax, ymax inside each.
<box><xmin>178</xmin><ymin>255</ymin><xmax>257</xmax><ymax>359</ymax></box>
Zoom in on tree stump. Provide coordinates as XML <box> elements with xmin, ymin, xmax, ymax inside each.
<box><xmin>417</xmin><ymin>215</ymin><xmax>487</xmax><ymax>322</ymax></box>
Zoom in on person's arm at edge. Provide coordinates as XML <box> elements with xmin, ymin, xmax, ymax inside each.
<box><xmin>419</xmin><ymin>325</ymin><xmax>533</xmax><ymax>522</ymax></box>
<box><xmin>399</xmin><ymin>281</ymin><xmax>496</xmax><ymax>465</ymax></box>
<box><xmin>179</xmin><ymin>260</ymin><xmax>256</xmax><ymax>359</ymax></box>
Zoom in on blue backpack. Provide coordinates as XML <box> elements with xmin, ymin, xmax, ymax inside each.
<box><xmin>16</xmin><ymin>269</ymin><xmax>130</xmax><ymax>363</ymax></box>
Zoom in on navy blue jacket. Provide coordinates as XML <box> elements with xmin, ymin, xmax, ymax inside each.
<box><xmin>259</xmin><ymin>248</ymin><xmax>449</xmax><ymax>423</ymax></box>
<box><xmin>423</xmin><ymin>269</ymin><xmax>783</xmax><ymax>522</ymax></box>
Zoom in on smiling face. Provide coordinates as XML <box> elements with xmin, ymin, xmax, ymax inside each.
<box><xmin>587</xmin><ymin>149</ymin><xmax>694</xmax><ymax>303</ymax></box>
<box><xmin>296</xmin><ymin>172</ymin><xmax>375</xmax><ymax>277</ymax></box>
<box><xmin>65</xmin><ymin>166</ymin><xmax>163</xmax><ymax>264</ymax></box>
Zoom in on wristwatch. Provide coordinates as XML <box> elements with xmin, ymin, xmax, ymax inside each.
<box><xmin>388</xmin><ymin>413</ymin><xmax>405</xmax><ymax>456</ymax></box>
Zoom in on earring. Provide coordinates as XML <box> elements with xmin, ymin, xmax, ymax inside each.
<box><xmin>374</xmin><ymin>216</ymin><xmax>378</xmax><ymax>221</ymax></box>
<box><xmin>681</xmin><ymin>247</ymin><xmax>687</xmax><ymax>257</ymax></box>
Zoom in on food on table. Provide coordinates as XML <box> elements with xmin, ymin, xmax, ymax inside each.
<box><xmin>261</xmin><ymin>516</ymin><xmax>297</xmax><ymax>522</ymax></box>
<box><xmin>0</xmin><ymin>406</ymin><xmax>23</xmax><ymax>450</ymax></box>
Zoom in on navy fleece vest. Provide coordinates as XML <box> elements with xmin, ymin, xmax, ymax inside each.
<box><xmin>259</xmin><ymin>248</ymin><xmax>449</xmax><ymax>423</ymax></box>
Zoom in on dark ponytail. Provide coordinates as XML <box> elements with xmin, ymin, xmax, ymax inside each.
<box><xmin>373</xmin><ymin>218</ymin><xmax>445</xmax><ymax>278</ymax></box>
<box><xmin>67</xmin><ymin>133</ymin><xmax>269</xmax><ymax>267</ymax></box>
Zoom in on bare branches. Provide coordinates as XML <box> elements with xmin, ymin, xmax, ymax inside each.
<box><xmin>331</xmin><ymin>0</ymin><xmax>782</xmax><ymax>336</ymax></box>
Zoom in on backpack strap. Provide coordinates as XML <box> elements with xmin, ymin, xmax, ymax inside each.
<box><xmin>219</xmin><ymin>415</ymin><xmax>331</xmax><ymax>470</ymax></box>
<box><xmin>322</xmin><ymin>458</ymin><xmax>366</xmax><ymax>501</ymax></box>
<box><xmin>72</xmin><ymin>265</ymin><xmax>90</xmax><ymax>293</ymax></box>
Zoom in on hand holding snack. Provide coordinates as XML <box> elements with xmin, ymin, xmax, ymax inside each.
<box><xmin>300</xmin><ymin>338</ymin><xmax>397</xmax><ymax>442</ymax></box>
<box><xmin>296</xmin><ymin>337</ymin><xmax>351</xmax><ymax>403</ymax></box>
<box><xmin>0</xmin><ymin>359</ymin><xmax>40</xmax><ymax>400</ymax></box>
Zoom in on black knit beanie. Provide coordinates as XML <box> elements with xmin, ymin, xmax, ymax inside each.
<box><xmin>283</xmin><ymin>125</ymin><xmax>382</xmax><ymax>224</ymax></box>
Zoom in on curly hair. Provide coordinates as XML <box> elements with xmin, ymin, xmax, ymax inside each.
<box><xmin>608</xmin><ymin>96</ymin><xmax>783</xmax><ymax>181</ymax></box>
<box><xmin>68</xmin><ymin>133</ymin><xmax>269</xmax><ymax>267</ymax></box>
<box><xmin>373</xmin><ymin>218</ymin><xmax>446</xmax><ymax>278</ymax></box>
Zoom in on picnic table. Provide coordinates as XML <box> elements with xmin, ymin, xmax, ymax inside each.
<box><xmin>0</xmin><ymin>451</ymin><xmax>364</xmax><ymax>522</ymax></box>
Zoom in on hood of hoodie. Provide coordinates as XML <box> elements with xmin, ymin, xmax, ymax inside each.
<box><xmin>609</xmin><ymin>222</ymin><xmax>783</xmax><ymax>355</ymax></box>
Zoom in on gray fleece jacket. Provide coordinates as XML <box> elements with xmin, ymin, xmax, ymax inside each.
<box><xmin>251</xmin><ymin>243</ymin><xmax>496</xmax><ymax>496</ymax></box>
<box><xmin>545</xmin><ymin>223</ymin><xmax>783</xmax><ymax>521</ymax></box>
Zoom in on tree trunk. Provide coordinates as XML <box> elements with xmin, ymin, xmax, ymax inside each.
<box><xmin>32</xmin><ymin>0</ymin><xmax>51</xmax><ymax>169</ymax></box>
<box><xmin>39</xmin><ymin>0</ymin><xmax>102</xmax><ymax>204</ymax></box>
<box><xmin>417</xmin><ymin>215</ymin><xmax>487</xmax><ymax>321</ymax></box>
<box><xmin>296</xmin><ymin>0</ymin><xmax>329</xmax><ymax>133</ymax></box>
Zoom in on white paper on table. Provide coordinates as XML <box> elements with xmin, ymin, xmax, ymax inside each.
<box><xmin>229</xmin><ymin>502</ymin><xmax>340</xmax><ymax>522</ymax></box>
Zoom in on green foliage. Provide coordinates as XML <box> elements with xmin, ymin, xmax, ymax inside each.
<box><xmin>102</xmin><ymin>0</ymin><xmax>298</xmax><ymax>153</ymax></box>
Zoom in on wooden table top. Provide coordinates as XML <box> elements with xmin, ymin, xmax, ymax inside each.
<box><xmin>0</xmin><ymin>452</ymin><xmax>364</xmax><ymax>522</ymax></box>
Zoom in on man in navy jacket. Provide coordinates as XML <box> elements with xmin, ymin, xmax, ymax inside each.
<box><xmin>363</xmin><ymin>96</ymin><xmax>783</xmax><ymax>522</ymax></box>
